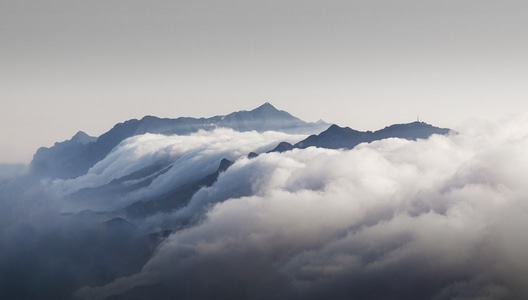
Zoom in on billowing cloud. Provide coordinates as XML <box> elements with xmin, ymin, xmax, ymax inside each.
<box><xmin>52</xmin><ymin>129</ymin><xmax>306</xmax><ymax>211</ymax></box>
<box><xmin>75</xmin><ymin>113</ymin><xmax>528</xmax><ymax>300</ymax></box>
<box><xmin>2</xmin><ymin>114</ymin><xmax>528</xmax><ymax>300</ymax></box>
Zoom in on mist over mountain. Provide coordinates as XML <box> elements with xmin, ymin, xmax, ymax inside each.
<box><xmin>2</xmin><ymin>104</ymin><xmax>528</xmax><ymax>300</ymax></box>
<box><xmin>30</xmin><ymin>103</ymin><xmax>329</xmax><ymax>180</ymax></box>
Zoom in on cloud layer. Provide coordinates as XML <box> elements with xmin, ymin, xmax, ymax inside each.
<box><xmin>74</xmin><ymin>113</ymin><xmax>528</xmax><ymax>300</ymax></box>
<box><xmin>52</xmin><ymin>129</ymin><xmax>306</xmax><ymax>211</ymax></box>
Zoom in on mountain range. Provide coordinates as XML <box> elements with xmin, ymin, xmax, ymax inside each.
<box><xmin>270</xmin><ymin>121</ymin><xmax>450</xmax><ymax>152</ymax></box>
<box><xmin>29</xmin><ymin>103</ymin><xmax>450</xmax><ymax>218</ymax></box>
<box><xmin>30</xmin><ymin>103</ymin><xmax>329</xmax><ymax>179</ymax></box>
<box><xmin>31</xmin><ymin>103</ymin><xmax>449</xmax><ymax>182</ymax></box>
<box><xmin>4</xmin><ymin>103</ymin><xmax>457</xmax><ymax>300</ymax></box>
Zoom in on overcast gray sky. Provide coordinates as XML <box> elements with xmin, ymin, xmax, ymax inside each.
<box><xmin>2</xmin><ymin>0</ymin><xmax>528</xmax><ymax>163</ymax></box>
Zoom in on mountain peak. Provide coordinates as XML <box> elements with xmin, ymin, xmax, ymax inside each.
<box><xmin>252</xmin><ymin>102</ymin><xmax>278</xmax><ymax>112</ymax></box>
<box><xmin>71</xmin><ymin>131</ymin><xmax>95</xmax><ymax>144</ymax></box>
<box><xmin>218</xmin><ymin>158</ymin><xmax>233</xmax><ymax>172</ymax></box>
<box><xmin>327</xmin><ymin>124</ymin><xmax>343</xmax><ymax>131</ymax></box>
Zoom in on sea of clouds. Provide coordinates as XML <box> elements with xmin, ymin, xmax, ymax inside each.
<box><xmin>2</xmin><ymin>114</ymin><xmax>528</xmax><ymax>299</ymax></box>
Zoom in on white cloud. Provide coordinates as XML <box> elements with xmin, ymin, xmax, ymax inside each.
<box><xmin>52</xmin><ymin>129</ymin><xmax>306</xmax><ymax>210</ymax></box>
<box><xmin>76</xmin><ymin>113</ymin><xmax>528</xmax><ymax>299</ymax></box>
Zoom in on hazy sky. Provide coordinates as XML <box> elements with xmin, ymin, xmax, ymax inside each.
<box><xmin>2</xmin><ymin>0</ymin><xmax>528</xmax><ymax>163</ymax></box>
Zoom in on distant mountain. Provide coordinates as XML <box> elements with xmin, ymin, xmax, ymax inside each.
<box><xmin>212</xmin><ymin>102</ymin><xmax>321</xmax><ymax>132</ymax></box>
<box><xmin>30</xmin><ymin>131</ymin><xmax>97</xmax><ymax>179</ymax></box>
<box><xmin>271</xmin><ymin>121</ymin><xmax>451</xmax><ymax>152</ymax></box>
<box><xmin>30</xmin><ymin>103</ymin><xmax>329</xmax><ymax>179</ymax></box>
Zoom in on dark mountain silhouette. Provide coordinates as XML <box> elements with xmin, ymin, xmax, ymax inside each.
<box><xmin>247</xmin><ymin>152</ymin><xmax>259</xmax><ymax>159</ymax></box>
<box><xmin>268</xmin><ymin>141</ymin><xmax>294</xmax><ymax>153</ymax></box>
<box><xmin>271</xmin><ymin>121</ymin><xmax>451</xmax><ymax>152</ymax></box>
<box><xmin>30</xmin><ymin>103</ymin><xmax>329</xmax><ymax>180</ymax></box>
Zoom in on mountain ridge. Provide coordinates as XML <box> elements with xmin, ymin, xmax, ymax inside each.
<box><xmin>30</xmin><ymin>103</ymin><xmax>329</xmax><ymax>179</ymax></box>
<box><xmin>271</xmin><ymin>121</ymin><xmax>451</xmax><ymax>152</ymax></box>
<box><xmin>29</xmin><ymin>104</ymin><xmax>450</xmax><ymax>181</ymax></box>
